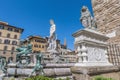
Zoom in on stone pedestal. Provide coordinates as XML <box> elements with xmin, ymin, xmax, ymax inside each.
<box><xmin>47</xmin><ymin>49</ymin><xmax>60</xmax><ymax>63</ymax></box>
<box><xmin>7</xmin><ymin>63</ymin><xmax>74</xmax><ymax>79</ymax></box>
<box><xmin>7</xmin><ymin>63</ymin><xmax>36</xmax><ymax>77</ymax></box>
<box><xmin>72</xmin><ymin>28</ymin><xmax>112</xmax><ymax>66</ymax></box>
<box><xmin>71</xmin><ymin>66</ymin><xmax>120</xmax><ymax>80</ymax></box>
<box><xmin>7</xmin><ymin>54</ymin><xmax>36</xmax><ymax>77</ymax></box>
<box><xmin>71</xmin><ymin>28</ymin><xmax>114</xmax><ymax>80</ymax></box>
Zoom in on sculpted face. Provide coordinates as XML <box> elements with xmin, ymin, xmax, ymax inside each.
<box><xmin>82</xmin><ymin>6</ymin><xmax>87</xmax><ymax>12</ymax></box>
<box><xmin>50</xmin><ymin>19</ymin><xmax>54</xmax><ymax>25</ymax></box>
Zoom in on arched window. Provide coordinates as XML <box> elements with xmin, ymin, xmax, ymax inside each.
<box><xmin>34</xmin><ymin>44</ymin><xmax>38</xmax><ymax>47</ymax></box>
<box><xmin>42</xmin><ymin>45</ymin><xmax>44</xmax><ymax>48</ymax></box>
<box><xmin>12</xmin><ymin>41</ymin><xmax>17</xmax><ymax>45</ymax></box>
<box><xmin>34</xmin><ymin>45</ymin><xmax>36</xmax><ymax>47</ymax></box>
<box><xmin>14</xmin><ymin>35</ymin><xmax>17</xmax><ymax>39</ymax></box>
<box><xmin>11</xmin><ymin>47</ymin><xmax>15</xmax><ymax>54</ymax></box>
<box><xmin>39</xmin><ymin>45</ymin><xmax>41</xmax><ymax>48</ymax></box>
<box><xmin>4</xmin><ymin>39</ymin><xmax>10</xmax><ymax>44</ymax></box>
<box><xmin>11</xmin><ymin>47</ymin><xmax>15</xmax><ymax>51</ymax></box>
<box><xmin>7</xmin><ymin>33</ymin><xmax>10</xmax><ymax>38</ymax></box>
<box><xmin>4</xmin><ymin>46</ymin><xmax>7</xmax><ymax>50</ymax></box>
<box><xmin>36</xmin><ymin>45</ymin><xmax>38</xmax><ymax>48</ymax></box>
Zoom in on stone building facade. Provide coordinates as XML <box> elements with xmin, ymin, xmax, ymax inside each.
<box><xmin>22</xmin><ymin>36</ymin><xmax>47</xmax><ymax>53</ymax></box>
<box><xmin>92</xmin><ymin>0</ymin><xmax>120</xmax><ymax>65</ymax></box>
<box><xmin>0</xmin><ymin>21</ymin><xmax>23</xmax><ymax>63</ymax></box>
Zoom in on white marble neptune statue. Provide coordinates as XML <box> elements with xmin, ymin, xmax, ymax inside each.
<box><xmin>47</xmin><ymin>19</ymin><xmax>57</xmax><ymax>50</ymax></box>
<box><xmin>50</xmin><ymin>19</ymin><xmax>56</xmax><ymax>38</ymax></box>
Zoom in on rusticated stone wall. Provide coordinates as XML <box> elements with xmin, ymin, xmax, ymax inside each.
<box><xmin>92</xmin><ymin>0</ymin><xmax>120</xmax><ymax>34</ymax></box>
<box><xmin>91</xmin><ymin>0</ymin><xmax>120</xmax><ymax>66</ymax></box>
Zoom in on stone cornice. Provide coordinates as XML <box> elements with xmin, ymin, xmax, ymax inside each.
<box><xmin>72</xmin><ymin>28</ymin><xmax>109</xmax><ymax>41</ymax></box>
<box><xmin>74</xmin><ymin>40</ymin><xmax>108</xmax><ymax>47</ymax></box>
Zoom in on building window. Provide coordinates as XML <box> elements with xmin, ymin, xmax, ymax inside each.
<box><xmin>0</xmin><ymin>32</ymin><xmax>2</xmax><ymax>36</ymax></box>
<box><xmin>11</xmin><ymin>47</ymin><xmax>15</xmax><ymax>51</ymax></box>
<box><xmin>34</xmin><ymin>51</ymin><xmax>40</xmax><ymax>53</ymax></box>
<box><xmin>34</xmin><ymin>51</ymin><xmax>37</xmax><ymax>53</ymax></box>
<box><xmin>0</xmin><ymin>39</ymin><xmax>2</xmax><ymax>43</ymax></box>
<box><xmin>3</xmin><ymin>52</ymin><xmax>6</xmax><ymax>54</ymax></box>
<box><xmin>37</xmin><ymin>45</ymin><xmax>38</xmax><ymax>47</ymax></box>
<box><xmin>34</xmin><ymin>45</ymin><xmax>36</xmax><ymax>47</ymax></box>
<box><xmin>35</xmin><ymin>39</ymin><xmax>46</xmax><ymax>43</ymax></box>
<box><xmin>4</xmin><ymin>39</ymin><xmax>10</xmax><ymax>44</ymax></box>
<box><xmin>0</xmin><ymin>25</ymin><xmax>4</xmax><ymax>29</ymax></box>
<box><xmin>14</xmin><ymin>29</ymin><xmax>19</xmax><ymax>33</ymax></box>
<box><xmin>34</xmin><ymin>44</ymin><xmax>38</xmax><ymax>48</ymax></box>
<box><xmin>7</xmin><ymin>33</ymin><xmax>10</xmax><ymax>38</ymax></box>
<box><xmin>42</xmin><ymin>45</ymin><xmax>44</xmax><ymax>48</ymax></box>
<box><xmin>4</xmin><ymin>46</ymin><xmax>7</xmax><ymax>50</ymax></box>
<box><xmin>7</xmin><ymin>27</ymin><xmax>13</xmax><ymax>31</ymax></box>
<box><xmin>12</xmin><ymin>41</ymin><xmax>17</xmax><ymax>45</ymax></box>
<box><xmin>39</xmin><ymin>45</ymin><xmax>41</xmax><ymax>48</ymax></box>
<box><xmin>14</xmin><ymin>35</ymin><xmax>17</xmax><ymax>39</ymax></box>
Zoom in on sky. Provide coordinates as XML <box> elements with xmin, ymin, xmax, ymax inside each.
<box><xmin>0</xmin><ymin>0</ymin><xmax>93</xmax><ymax>50</ymax></box>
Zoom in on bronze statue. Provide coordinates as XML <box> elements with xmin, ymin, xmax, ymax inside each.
<box><xmin>0</xmin><ymin>56</ymin><xmax>7</xmax><ymax>73</ymax></box>
<box><xmin>29</xmin><ymin>53</ymin><xmax>44</xmax><ymax>77</ymax></box>
<box><xmin>16</xmin><ymin>40</ymin><xmax>32</xmax><ymax>65</ymax></box>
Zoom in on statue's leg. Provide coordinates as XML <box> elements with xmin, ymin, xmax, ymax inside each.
<box><xmin>17</xmin><ymin>53</ymin><xmax>22</xmax><ymax>63</ymax></box>
<box><xmin>1</xmin><ymin>67</ymin><xmax>6</xmax><ymax>73</ymax></box>
<box><xmin>16</xmin><ymin>54</ymin><xmax>19</xmax><ymax>61</ymax></box>
<box><xmin>16</xmin><ymin>54</ymin><xmax>18</xmax><ymax>60</ymax></box>
<box><xmin>39</xmin><ymin>66</ymin><xmax>44</xmax><ymax>75</ymax></box>
<box><xmin>16</xmin><ymin>55</ymin><xmax>20</xmax><ymax>64</ymax></box>
<box><xmin>41</xmin><ymin>69</ymin><xmax>44</xmax><ymax>75</ymax></box>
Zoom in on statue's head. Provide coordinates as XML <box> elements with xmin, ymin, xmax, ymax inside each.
<box><xmin>50</xmin><ymin>19</ymin><xmax>54</xmax><ymax>26</ymax></box>
<box><xmin>81</xmin><ymin>6</ymin><xmax>88</xmax><ymax>12</ymax></box>
<box><xmin>81</xmin><ymin>6</ymin><xmax>91</xmax><ymax>17</ymax></box>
